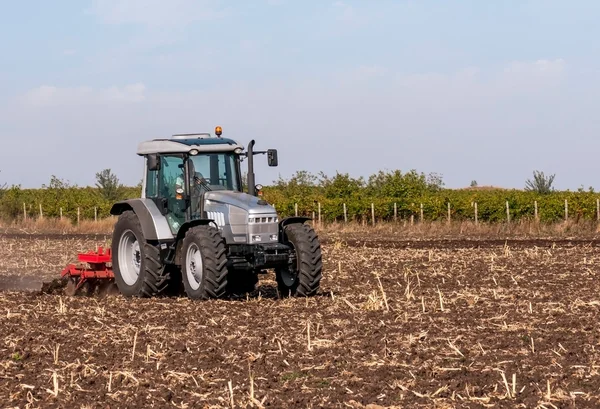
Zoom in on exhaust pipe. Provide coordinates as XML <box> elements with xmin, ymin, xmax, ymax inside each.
<box><xmin>247</xmin><ymin>140</ymin><xmax>256</xmax><ymax>196</ymax></box>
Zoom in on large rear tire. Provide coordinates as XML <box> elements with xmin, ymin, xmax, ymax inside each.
<box><xmin>111</xmin><ymin>211</ymin><xmax>170</xmax><ymax>297</ymax></box>
<box><xmin>181</xmin><ymin>225</ymin><xmax>228</xmax><ymax>300</ymax></box>
<box><xmin>276</xmin><ymin>223</ymin><xmax>323</xmax><ymax>297</ymax></box>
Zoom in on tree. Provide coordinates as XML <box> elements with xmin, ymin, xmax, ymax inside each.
<box><xmin>426</xmin><ymin>172</ymin><xmax>444</xmax><ymax>192</ymax></box>
<box><xmin>42</xmin><ymin>175</ymin><xmax>72</xmax><ymax>190</ymax></box>
<box><xmin>366</xmin><ymin>169</ymin><xmax>441</xmax><ymax>198</ymax></box>
<box><xmin>319</xmin><ymin>171</ymin><xmax>364</xmax><ymax>199</ymax></box>
<box><xmin>0</xmin><ymin>171</ymin><xmax>6</xmax><ymax>198</ymax></box>
<box><xmin>525</xmin><ymin>170</ymin><xmax>555</xmax><ymax>194</ymax></box>
<box><xmin>273</xmin><ymin>170</ymin><xmax>320</xmax><ymax>200</ymax></box>
<box><xmin>470</xmin><ymin>180</ymin><xmax>478</xmax><ymax>187</ymax></box>
<box><xmin>96</xmin><ymin>169</ymin><xmax>124</xmax><ymax>202</ymax></box>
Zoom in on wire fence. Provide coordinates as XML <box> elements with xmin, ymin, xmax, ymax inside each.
<box><xmin>284</xmin><ymin>199</ymin><xmax>600</xmax><ymax>226</ymax></box>
<box><xmin>19</xmin><ymin>197</ymin><xmax>600</xmax><ymax>226</ymax></box>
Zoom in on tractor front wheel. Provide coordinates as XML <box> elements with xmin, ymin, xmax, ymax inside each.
<box><xmin>276</xmin><ymin>223</ymin><xmax>323</xmax><ymax>297</ymax></box>
<box><xmin>112</xmin><ymin>211</ymin><xmax>170</xmax><ymax>297</ymax></box>
<box><xmin>181</xmin><ymin>225</ymin><xmax>228</xmax><ymax>300</ymax></box>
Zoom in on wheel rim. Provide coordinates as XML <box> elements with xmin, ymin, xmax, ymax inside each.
<box><xmin>186</xmin><ymin>243</ymin><xmax>203</xmax><ymax>291</ymax></box>
<box><xmin>118</xmin><ymin>230</ymin><xmax>141</xmax><ymax>286</ymax></box>
<box><xmin>280</xmin><ymin>241</ymin><xmax>298</xmax><ymax>287</ymax></box>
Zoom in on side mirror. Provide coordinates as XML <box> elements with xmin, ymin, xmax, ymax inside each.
<box><xmin>267</xmin><ymin>149</ymin><xmax>278</xmax><ymax>167</ymax></box>
<box><xmin>148</xmin><ymin>154</ymin><xmax>160</xmax><ymax>171</ymax></box>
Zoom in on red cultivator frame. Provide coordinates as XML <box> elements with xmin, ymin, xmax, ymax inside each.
<box><xmin>60</xmin><ymin>247</ymin><xmax>116</xmax><ymax>295</ymax></box>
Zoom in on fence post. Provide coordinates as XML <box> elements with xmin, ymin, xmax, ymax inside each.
<box><xmin>77</xmin><ymin>207</ymin><xmax>80</xmax><ymax>225</ymax></box>
<box><xmin>312</xmin><ymin>211</ymin><xmax>315</xmax><ymax>225</ymax></box>
<box><xmin>474</xmin><ymin>202</ymin><xmax>478</xmax><ymax>225</ymax></box>
<box><xmin>420</xmin><ymin>203</ymin><xmax>424</xmax><ymax>223</ymax></box>
<box><xmin>393</xmin><ymin>203</ymin><xmax>397</xmax><ymax>222</ymax></box>
<box><xmin>343</xmin><ymin>203</ymin><xmax>347</xmax><ymax>223</ymax></box>
<box><xmin>294</xmin><ymin>203</ymin><xmax>298</xmax><ymax>217</ymax></box>
<box><xmin>371</xmin><ymin>203</ymin><xmax>375</xmax><ymax>226</ymax></box>
<box><xmin>564</xmin><ymin>199</ymin><xmax>568</xmax><ymax>222</ymax></box>
<box><xmin>447</xmin><ymin>202</ymin><xmax>451</xmax><ymax>224</ymax></box>
<box><xmin>94</xmin><ymin>207</ymin><xmax>98</xmax><ymax>222</ymax></box>
<box><xmin>59</xmin><ymin>207</ymin><xmax>63</xmax><ymax>220</ymax></box>
<box><xmin>39</xmin><ymin>204</ymin><xmax>43</xmax><ymax>219</ymax></box>
<box><xmin>506</xmin><ymin>201</ymin><xmax>510</xmax><ymax>223</ymax></box>
<box><xmin>597</xmin><ymin>199</ymin><xmax>599</xmax><ymax>222</ymax></box>
<box><xmin>23</xmin><ymin>203</ymin><xmax>27</xmax><ymax>221</ymax></box>
<box><xmin>318</xmin><ymin>202</ymin><xmax>321</xmax><ymax>227</ymax></box>
<box><xmin>534</xmin><ymin>200</ymin><xmax>538</xmax><ymax>222</ymax></box>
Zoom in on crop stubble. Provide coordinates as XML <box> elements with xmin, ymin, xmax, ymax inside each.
<box><xmin>1</xmin><ymin>232</ymin><xmax>600</xmax><ymax>408</ymax></box>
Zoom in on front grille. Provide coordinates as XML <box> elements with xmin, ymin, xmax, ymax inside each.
<box><xmin>249</xmin><ymin>215</ymin><xmax>278</xmax><ymax>224</ymax></box>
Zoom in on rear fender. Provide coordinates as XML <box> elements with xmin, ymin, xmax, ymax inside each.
<box><xmin>110</xmin><ymin>199</ymin><xmax>174</xmax><ymax>241</ymax></box>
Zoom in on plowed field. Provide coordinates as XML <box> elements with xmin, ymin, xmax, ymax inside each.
<box><xmin>1</xmin><ymin>232</ymin><xmax>600</xmax><ymax>408</ymax></box>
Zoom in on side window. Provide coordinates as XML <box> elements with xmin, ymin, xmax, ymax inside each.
<box><xmin>158</xmin><ymin>155</ymin><xmax>185</xmax><ymax>198</ymax></box>
<box><xmin>145</xmin><ymin>167</ymin><xmax>158</xmax><ymax>198</ymax></box>
<box><xmin>218</xmin><ymin>156</ymin><xmax>226</xmax><ymax>187</ymax></box>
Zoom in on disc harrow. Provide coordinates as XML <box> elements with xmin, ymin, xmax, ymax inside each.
<box><xmin>60</xmin><ymin>247</ymin><xmax>116</xmax><ymax>296</ymax></box>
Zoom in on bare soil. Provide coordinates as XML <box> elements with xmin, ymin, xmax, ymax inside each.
<box><xmin>1</xmin><ymin>232</ymin><xmax>600</xmax><ymax>408</ymax></box>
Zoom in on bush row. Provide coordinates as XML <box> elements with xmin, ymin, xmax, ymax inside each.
<box><xmin>1</xmin><ymin>184</ymin><xmax>598</xmax><ymax>224</ymax></box>
<box><xmin>0</xmin><ymin>185</ymin><xmax>141</xmax><ymax>222</ymax></box>
<box><xmin>263</xmin><ymin>188</ymin><xmax>600</xmax><ymax>223</ymax></box>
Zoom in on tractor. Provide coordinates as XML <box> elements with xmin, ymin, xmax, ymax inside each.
<box><xmin>61</xmin><ymin>127</ymin><xmax>323</xmax><ymax>299</ymax></box>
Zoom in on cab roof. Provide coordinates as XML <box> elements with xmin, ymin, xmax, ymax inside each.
<box><xmin>137</xmin><ymin>133</ymin><xmax>244</xmax><ymax>156</ymax></box>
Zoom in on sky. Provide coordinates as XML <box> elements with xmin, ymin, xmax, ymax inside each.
<box><xmin>1</xmin><ymin>0</ymin><xmax>600</xmax><ymax>190</ymax></box>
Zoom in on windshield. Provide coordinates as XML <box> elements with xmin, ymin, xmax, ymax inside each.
<box><xmin>188</xmin><ymin>153</ymin><xmax>241</xmax><ymax>192</ymax></box>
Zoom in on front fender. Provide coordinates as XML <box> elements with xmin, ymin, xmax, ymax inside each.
<box><xmin>278</xmin><ymin>216</ymin><xmax>311</xmax><ymax>241</ymax></box>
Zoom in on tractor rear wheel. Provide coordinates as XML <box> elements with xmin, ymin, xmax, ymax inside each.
<box><xmin>181</xmin><ymin>225</ymin><xmax>228</xmax><ymax>300</ymax></box>
<box><xmin>276</xmin><ymin>223</ymin><xmax>323</xmax><ymax>297</ymax></box>
<box><xmin>112</xmin><ymin>210</ymin><xmax>170</xmax><ymax>297</ymax></box>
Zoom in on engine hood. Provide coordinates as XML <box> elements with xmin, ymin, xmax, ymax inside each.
<box><xmin>204</xmin><ymin>191</ymin><xmax>276</xmax><ymax>215</ymax></box>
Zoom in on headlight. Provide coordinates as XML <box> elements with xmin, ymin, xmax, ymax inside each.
<box><xmin>234</xmin><ymin>147</ymin><xmax>243</xmax><ymax>154</ymax></box>
<box><xmin>190</xmin><ymin>149</ymin><xmax>199</xmax><ymax>156</ymax></box>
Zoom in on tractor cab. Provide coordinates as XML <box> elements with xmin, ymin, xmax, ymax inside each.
<box><xmin>139</xmin><ymin>127</ymin><xmax>276</xmax><ymax>234</ymax></box>
<box><xmin>146</xmin><ymin>148</ymin><xmax>243</xmax><ymax>232</ymax></box>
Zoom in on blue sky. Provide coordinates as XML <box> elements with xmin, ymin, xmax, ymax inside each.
<box><xmin>1</xmin><ymin>0</ymin><xmax>600</xmax><ymax>190</ymax></box>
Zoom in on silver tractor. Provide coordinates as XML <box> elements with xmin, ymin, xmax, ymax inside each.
<box><xmin>109</xmin><ymin>127</ymin><xmax>323</xmax><ymax>299</ymax></box>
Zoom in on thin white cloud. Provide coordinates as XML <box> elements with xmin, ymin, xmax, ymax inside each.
<box><xmin>498</xmin><ymin>58</ymin><xmax>566</xmax><ymax>93</ymax></box>
<box><xmin>504</xmin><ymin>58</ymin><xmax>565</xmax><ymax>75</ymax></box>
<box><xmin>332</xmin><ymin>1</ymin><xmax>360</xmax><ymax>23</ymax></box>
<box><xmin>87</xmin><ymin>0</ymin><xmax>229</xmax><ymax>27</ymax></box>
<box><xmin>21</xmin><ymin>83</ymin><xmax>146</xmax><ymax>106</ymax></box>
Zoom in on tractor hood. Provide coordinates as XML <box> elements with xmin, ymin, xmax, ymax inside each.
<box><xmin>204</xmin><ymin>191</ymin><xmax>276</xmax><ymax>215</ymax></box>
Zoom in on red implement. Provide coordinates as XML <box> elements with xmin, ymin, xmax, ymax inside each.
<box><xmin>60</xmin><ymin>246</ymin><xmax>114</xmax><ymax>293</ymax></box>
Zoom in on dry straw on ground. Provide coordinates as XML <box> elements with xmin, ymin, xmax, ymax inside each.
<box><xmin>1</xmin><ymin>230</ymin><xmax>600</xmax><ymax>407</ymax></box>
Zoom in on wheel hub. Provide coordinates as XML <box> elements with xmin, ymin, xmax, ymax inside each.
<box><xmin>186</xmin><ymin>244</ymin><xmax>203</xmax><ymax>291</ymax></box>
<box><xmin>118</xmin><ymin>230</ymin><xmax>141</xmax><ymax>286</ymax></box>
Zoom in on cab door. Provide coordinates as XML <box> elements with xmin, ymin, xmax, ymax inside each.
<box><xmin>156</xmin><ymin>155</ymin><xmax>186</xmax><ymax>233</ymax></box>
